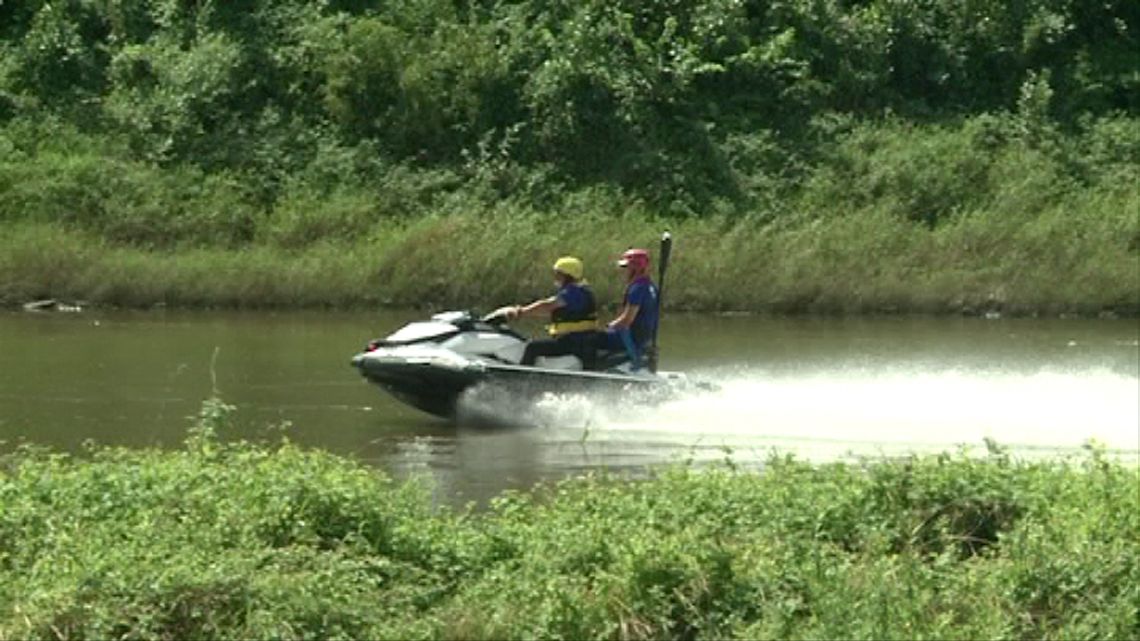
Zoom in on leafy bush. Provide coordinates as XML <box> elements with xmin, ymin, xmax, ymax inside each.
<box><xmin>1</xmin><ymin>398</ymin><xmax>1136</xmax><ymax>640</ymax></box>
<box><xmin>104</xmin><ymin>32</ymin><xmax>249</xmax><ymax>168</ymax></box>
<box><xmin>8</xmin><ymin>2</ymin><xmax>107</xmax><ymax>107</ymax></box>
<box><xmin>1</xmin><ymin>0</ymin><xmax>1136</xmax><ymax>213</ymax></box>
<box><xmin>0</xmin><ymin>140</ymin><xmax>260</xmax><ymax>248</ymax></box>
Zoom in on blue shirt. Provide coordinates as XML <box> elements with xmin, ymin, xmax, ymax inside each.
<box><xmin>555</xmin><ymin>282</ymin><xmax>594</xmax><ymax>319</ymax></box>
<box><xmin>624</xmin><ymin>276</ymin><xmax>658</xmax><ymax>347</ymax></box>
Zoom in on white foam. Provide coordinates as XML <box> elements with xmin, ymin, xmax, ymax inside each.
<box><xmin>516</xmin><ymin>366</ymin><xmax>1139</xmax><ymax>464</ymax></box>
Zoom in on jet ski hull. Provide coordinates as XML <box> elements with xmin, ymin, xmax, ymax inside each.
<box><xmin>350</xmin><ymin>308</ymin><xmax>705</xmax><ymax>422</ymax></box>
<box><xmin>352</xmin><ymin>353</ymin><xmax>486</xmax><ymax>418</ymax></box>
<box><xmin>352</xmin><ymin>351</ymin><xmax>683</xmax><ymax>420</ymax></box>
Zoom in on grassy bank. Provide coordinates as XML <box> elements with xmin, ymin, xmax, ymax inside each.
<box><xmin>2</xmin><ymin>1</ymin><xmax>1137</xmax><ymax>315</ymax></box>
<box><xmin>1</xmin><ymin>399</ymin><xmax>1136</xmax><ymax>640</ymax></box>
<box><xmin>2</xmin><ymin>193</ymin><xmax>1136</xmax><ymax>315</ymax></box>
<box><xmin>3</xmin><ymin>114</ymin><xmax>1137</xmax><ymax>315</ymax></box>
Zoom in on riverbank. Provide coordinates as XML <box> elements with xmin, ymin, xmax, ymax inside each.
<box><xmin>5</xmin><ymin>108</ymin><xmax>1138</xmax><ymax>318</ymax></box>
<box><xmin>1</xmin><ymin>398</ymin><xmax>1135</xmax><ymax>640</ymax></box>
<box><xmin>3</xmin><ymin>2</ymin><xmax>1137</xmax><ymax>317</ymax></box>
<box><xmin>2</xmin><ymin>200</ymin><xmax>1140</xmax><ymax>314</ymax></box>
<box><xmin>2</xmin><ymin>188</ymin><xmax>1137</xmax><ymax>317</ymax></box>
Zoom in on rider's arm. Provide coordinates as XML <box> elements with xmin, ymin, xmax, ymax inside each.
<box><xmin>515</xmin><ymin>296</ymin><xmax>562</xmax><ymax>318</ymax></box>
<box><xmin>609</xmin><ymin>280</ymin><xmax>652</xmax><ymax>329</ymax></box>
<box><xmin>608</xmin><ymin>303</ymin><xmax>640</xmax><ymax>329</ymax></box>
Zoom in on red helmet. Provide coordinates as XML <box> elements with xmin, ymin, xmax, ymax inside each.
<box><xmin>617</xmin><ymin>248</ymin><xmax>650</xmax><ymax>271</ymax></box>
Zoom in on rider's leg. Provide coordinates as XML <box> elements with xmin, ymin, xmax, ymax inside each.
<box><xmin>570</xmin><ymin>332</ymin><xmax>598</xmax><ymax>371</ymax></box>
<box><xmin>597</xmin><ymin>328</ymin><xmax>642</xmax><ymax>371</ymax></box>
<box><xmin>521</xmin><ymin>339</ymin><xmax>557</xmax><ymax>366</ymax></box>
<box><xmin>616</xmin><ymin>328</ymin><xmax>643</xmax><ymax>371</ymax></box>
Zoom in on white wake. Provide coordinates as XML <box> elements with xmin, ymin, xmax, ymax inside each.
<box><xmin>508</xmin><ymin>366</ymin><xmax>1139</xmax><ymax>465</ymax></box>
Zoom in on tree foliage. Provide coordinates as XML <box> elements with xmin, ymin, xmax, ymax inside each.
<box><xmin>0</xmin><ymin>0</ymin><xmax>1136</xmax><ymax>215</ymax></box>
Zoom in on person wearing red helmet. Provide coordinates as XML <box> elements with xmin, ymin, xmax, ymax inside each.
<box><xmin>601</xmin><ymin>248</ymin><xmax>659</xmax><ymax>370</ymax></box>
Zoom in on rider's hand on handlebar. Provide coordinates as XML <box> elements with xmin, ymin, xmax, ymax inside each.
<box><xmin>483</xmin><ymin>305</ymin><xmax>520</xmax><ymax>323</ymax></box>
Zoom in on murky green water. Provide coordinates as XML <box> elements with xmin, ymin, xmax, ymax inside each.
<box><xmin>2</xmin><ymin>309</ymin><xmax>1137</xmax><ymax>506</ymax></box>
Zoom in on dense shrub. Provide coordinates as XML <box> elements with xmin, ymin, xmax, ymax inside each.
<box><xmin>1</xmin><ymin>399</ymin><xmax>1136</xmax><ymax>639</ymax></box>
<box><xmin>0</xmin><ymin>0</ymin><xmax>1136</xmax><ymax>212</ymax></box>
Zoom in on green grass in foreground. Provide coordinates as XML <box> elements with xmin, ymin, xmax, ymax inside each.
<box><xmin>1</xmin><ymin>398</ymin><xmax>1136</xmax><ymax>640</ymax></box>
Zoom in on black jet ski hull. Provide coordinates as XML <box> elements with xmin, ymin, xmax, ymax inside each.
<box><xmin>352</xmin><ymin>355</ymin><xmax>484</xmax><ymax>418</ymax></box>
<box><xmin>352</xmin><ymin>353</ymin><xmax>677</xmax><ymax>420</ymax></box>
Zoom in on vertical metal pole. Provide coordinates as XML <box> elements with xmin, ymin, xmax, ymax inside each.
<box><xmin>648</xmin><ymin>231</ymin><xmax>672</xmax><ymax>373</ymax></box>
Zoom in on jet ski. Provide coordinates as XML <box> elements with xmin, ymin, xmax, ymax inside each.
<box><xmin>351</xmin><ymin>232</ymin><xmax>703</xmax><ymax>420</ymax></box>
<box><xmin>350</xmin><ymin>309</ymin><xmax>694</xmax><ymax>419</ymax></box>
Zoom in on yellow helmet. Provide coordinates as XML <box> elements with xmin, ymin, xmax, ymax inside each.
<box><xmin>553</xmin><ymin>256</ymin><xmax>584</xmax><ymax>281</ymax></box>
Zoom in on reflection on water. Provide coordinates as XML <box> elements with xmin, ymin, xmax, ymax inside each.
<box><xmin>1</xmin><ymin>309</ymin><xmax>1137</xmax><ymax>507</ymax></box>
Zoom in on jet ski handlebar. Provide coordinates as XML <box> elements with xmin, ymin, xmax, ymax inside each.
<box><xmin>480</xmin><ymin>306</ymin><xmax>516</xmax><ymax>325</ymax></box>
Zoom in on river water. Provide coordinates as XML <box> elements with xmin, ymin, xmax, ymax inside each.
<box><xmin>1</xmin><ymin>310</ymin><xmax>1137</xmax><ymax>506</ymax></box>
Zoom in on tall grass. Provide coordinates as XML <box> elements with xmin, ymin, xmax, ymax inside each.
<box><xmin>1</xmin><ymin>399</ymin><xmax>1136</xmax><ymax>640</ymax></box>
<box><xmin>1</xmin><ymin>115</ymin><xmax>1137</xmax><ymax>314</ymax></box>
<box><xmin>2</xmin><ymin>187</ymin><xmax>1135</xmax><ymax>315</ymax></box>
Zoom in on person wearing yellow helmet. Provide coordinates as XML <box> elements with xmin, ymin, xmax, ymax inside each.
<box><xmin>504</xmin><ymin>256</ymin><xmax>599</xmax><ymax>369</ymax></box>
